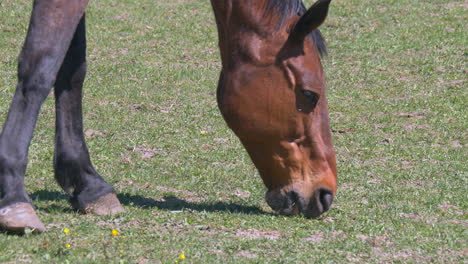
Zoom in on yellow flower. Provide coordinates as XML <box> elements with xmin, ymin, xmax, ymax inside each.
<box><xmin>111</xmin><ymin>229</ymin><xmax>119</xmax><ymax>236</ymax></box>
<box><xmin>119</xmin><ymin>250</ymin><xmax>124</xmax><ymax>254</ymax></box>
<box><xmin>179</xmin><ymin>253</ymin><xmax>186</xmax><ymax>260</ymax></box>
<box><xmin>63</xmin><ymin>228</ymin><xmax>70</xmax><ymax>234</ymax></box>
<box><xmin>65</xmin><ymin>243</ymin><xmax>71</xmax><ymax>248</ymax></box>
<box><xmin>73</xmin><ymin>232</ymin><xmax>78</xmax><ymax>236</ymax></box>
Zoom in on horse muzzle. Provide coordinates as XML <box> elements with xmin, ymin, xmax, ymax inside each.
<box><xmin>265</xmin><ymin>187</ymin><xmax>333</xmax><ymax>218</ymax></box>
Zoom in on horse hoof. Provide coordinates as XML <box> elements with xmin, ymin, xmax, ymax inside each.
<box><xmin>81</xmin><ymin>193</ymin><xmax>125</xmax><ymax>216</ymax></box>
<box><xmin>0</xmin><ymin>203</ymin><xmax>46</xmax><ymax>233</ymax></box>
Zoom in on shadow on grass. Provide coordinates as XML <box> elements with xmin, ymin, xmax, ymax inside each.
<box><xmin>29</xmin><ymin>190</ymin><xmax>269</xmax><ymax>216</ymax></box>
<box><xmin>30</xmin><ymin>190</ymin><xmax>75</xmax><ymax>213</ymax></box>
<box><xmin>117</xmin><ymin>193</ymin><xmax>269</xmax><ymax>215</ymax></box>
<box><xmin>30</xmin><ymin>190</ymin><xmax>69</xmax><ymax>202</ymax></box>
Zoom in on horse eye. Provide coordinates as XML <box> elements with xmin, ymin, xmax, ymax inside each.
<box><xmin>301</xmin><ymin>90</ymin><xmax>319</xmax><ymax>107</ymax></box>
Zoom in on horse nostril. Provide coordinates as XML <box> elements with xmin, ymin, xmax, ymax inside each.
<box><xmin>288</xmin><ymin>191</ymin><xmax>300</xmax><ymax>206</ymax></box>
<box><xmin>319</xmin><ymin>189</ymin><xmax>333</xmax><ymax>212</ymax></box>
<box><xmin>302</xmin><ymin>188</ymin><xmax>334</xmax><ymax>219</ymax></box>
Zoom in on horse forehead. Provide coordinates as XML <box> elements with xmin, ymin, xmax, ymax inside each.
<box><xmin>288</xmin><ymin>47</ymin><xmax>325</xmax><ymax>83</ymax></box>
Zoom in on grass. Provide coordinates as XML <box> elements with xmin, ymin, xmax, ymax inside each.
<box><xmin>0</xmin><ymin>0</ymin><xmax>466</xmax><ymax>263</ymax></box>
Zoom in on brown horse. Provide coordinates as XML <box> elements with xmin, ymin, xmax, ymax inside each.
<box><xmin>0</xmin><ymin>0</ymin><xmax>336</xmax><ymax>233</ymax></box>
<box><xmin>212</xmin><ymin>0</ymin><xmax>337</xmax><ymax>218</ymax></box>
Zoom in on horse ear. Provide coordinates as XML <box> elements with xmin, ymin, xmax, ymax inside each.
<box><xmin>290</xmin><ymin>0</ymin><xmax>331</xmax><ymax>43</ymax></box>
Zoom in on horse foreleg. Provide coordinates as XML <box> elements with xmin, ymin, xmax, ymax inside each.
<box><xmin>54</xmin><ymin>15</ymin><xmax>124</xmax><ymax>215</ymax></box>
<box><xmin>0</xmin><ymin>0</ymin><xmax>89</xmax><ymax>233</ymax></box>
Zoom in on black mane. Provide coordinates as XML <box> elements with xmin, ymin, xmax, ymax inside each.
<box><xmin>264</xmin><ymin>0</ymin><xmax>327</xmax><ymax>57</ymax></box>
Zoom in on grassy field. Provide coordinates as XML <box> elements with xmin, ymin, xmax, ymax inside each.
<box><xmin>0</xmin><ymin>0</ymin><xmax>466</xmax><ymax>263</ymax></box>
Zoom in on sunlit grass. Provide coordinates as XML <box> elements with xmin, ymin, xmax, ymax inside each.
<box><xmin>0</xmin><ymin>0</ymin><xmax>466</xmax><ymax>263</ymax></box>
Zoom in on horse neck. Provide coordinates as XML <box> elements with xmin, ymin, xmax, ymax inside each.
<box><xmin>211</xmin><ymin>0</ymin><xmax>289</xmax><ymax>69</ymax></box>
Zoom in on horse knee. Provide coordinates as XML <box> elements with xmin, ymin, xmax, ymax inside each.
<box><xmin>0</xmin><ymin>155</ymin><xmax>16</xmax><ymax>174</ymax></box>
<box><xmin>18</xmin><ymin>73</ymin><xmax>54</xmax><ymax>101</ymax></box>
<box><xmin>0</xmin><ymin>152</ymin><xmax>25</xmax><ymax>173</ymax></box>
<box><xmin>17</xmin><ymin>53</ymin><xmax>60</xmax><ymax>100</ymax></box>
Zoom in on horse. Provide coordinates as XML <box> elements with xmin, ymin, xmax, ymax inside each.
<box><xmin>0</xmin><ymin>0</ymin><xmax>336</xmax><ymax>233</ymax></box>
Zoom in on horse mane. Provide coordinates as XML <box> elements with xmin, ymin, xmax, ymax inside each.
<box><xmin>264</xmin><ymin>0</ymin><xmax>328</xmax><ymax>57</ymax></box>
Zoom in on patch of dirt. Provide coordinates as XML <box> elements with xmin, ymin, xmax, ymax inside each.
<box><xmin>372</xmin><ymin>248</ymin><xmax>432</xmax><ymax>263</ymax></box>
<box><xmin>445</xmin><ymin>219</ymin><xmax>468</xmax><ymax>227</ymax></box>
<box><xmin>404</xmin><ymin>180</ymin><xmax>435</xmax><ymax>188</ymax></box>
<box><xmin>401</xmin><ymin>123</ymin><xmax>430</xmax><ymax>130</ymax></box>
<box><xmin>331</xmin><ymin>230</ymin><xmax>346</xmax><ymax>239</ymax></box>
<box><xmin>322</xmin><ymin>217</ymin><xmax>336</xmax><ymax>223</ymax></box>
<box><xmin>237</xmin><ymin>250</ymin><xmax>258</xmax><ymax>259</ymax></box>
<box><xmin>210</xmin><ymin>249</ymin><xmax>226</xmax><ymax>256</ymax></box>
<box><xmin>441</xmin><ymin>79</ymin><xmax>466</xmax><ymax>87</ymax></box>
<box><xmin>44</xmin><ymin>222</ymin><xmax>70</xmax><ymax>229</ymax></box>
<box><xmin>346</xmin><ymin>255</ymin><xmax>364</xmax><ymax>263</ymax></box>
<box><xmin>85</xmin><ymin>129</ymin><xmax>106</xmax><ymax>138</ymax></box>
<box><xmin>367</xmin><ymin>177</ymin><xmax>382</xmax><ymax>184</ymax></box>
<box><xmin>235</xmin><ymin>229</ymin><xmax>281</xmax><ymax>240</ymax></box>
<box><xmin>305</xmin><ymin>232</ymin><xmax>324</xmax><ymax>242</ymax></box>
<box><xmin>451</xmin><ymin>140</ymin><xmax>463</xmax><ymax>148</ymax></box>
<box><xmin>96</xmin><ymin>101</ymin><xmax>119</xmax><ymax>107</ymax></box>
<box><xmin>213</xmin><ymin>137</ymin><xmax>229</xmax><ymax>143</ymax></box>
<box><xmin>398</xmin><ymin>213</ymin><xmax>438</xmax><ymax>224</ymax></box>
<box><xmin>437</xmin><ymin>248</ymin><xmax>468</xmax><ymax>261</ymax></box>
<box><xmin>356</xmin><ymin>234</ymin><xmax>368</xmax><ymax>241</ymax></box>
<box><xmin>122</xmin><ymin>219</ymin><xmax>146</xmax><ymax>227</ymax></box>
<box><xmin>120</xmin><ymin>153</ymin><xmax>132</xmax><ymax>164</ymax></box>
<box><xmin>374</xmin><ymin>123</ymin><xmax>387</xmax><ymax>129</ymax></box>
<box><xmin>162</xmin><ymin>220</ymin><xmax>187</xmax><ymax>231</ymax></box>
<box><xmin>112</xmin><ymin>13</ymin><xmax>129</xmax><ymax>21</ymax></box>
<box><xmin>396</xmin><ymin>112</ymin><xmax>427</xmax><ymax>119</ymax></box>
<box><xmin>3</xmin><ymin>259</ymin><xmax>32</xmax><ymax>264</ymax></box>
<box><xmin>356</xmin><ymin>234</ymin><xmax>393</xmax><ymax>247</ymax></box>
<box><xmin>133</xmin><ymin>146</ymin><xmax>159</xmax><ymax>159</ymax></box>
<box><xmin>438</xmin><ymin>201</ymin><xmax>464</xmax><ymax>215</ymax></box>
<box><xmin>137</xmin><ymin>257</ymin><xmax>150</xmax><ymax>264</ymax></box>
<box><xmin>447</xmin><ymin>1</ymin><xmax>468</xmax><ymax>9</ymax></box>
<box><xmin>200</xmin><ymin>144</ymin><xmax>214</xmax><ymax>150</ymax></box>
<box><xmin>233</xmin><ymin>190</ymin><xmax>251</xmax><ymax>198</ymax></box>
<box><xmin>399</xmin><ymin>159</ymin><xmax>415</xmax><ymax>169</ymax></box>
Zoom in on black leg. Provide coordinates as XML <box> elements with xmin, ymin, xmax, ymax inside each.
<box><xmin>54</xmin><ymin>15</ymin><xmax>123</xmax><ymax>214</ymax></box>
<box><xmin>0</xmin><ymin>0</ymin><xmax>89</xmax><ymax>232</ymax></box>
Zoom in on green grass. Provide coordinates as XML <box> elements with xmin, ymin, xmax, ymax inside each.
<box><xmin>0</xmin><ymin>0</ymin><xmax>466</xmax><ymax>263</ymax></box>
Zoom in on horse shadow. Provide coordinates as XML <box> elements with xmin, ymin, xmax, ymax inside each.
<box><xmin>30</xmin><ymin>190</ymin><xmax>269</xmax><ymax>215</ymax></box>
